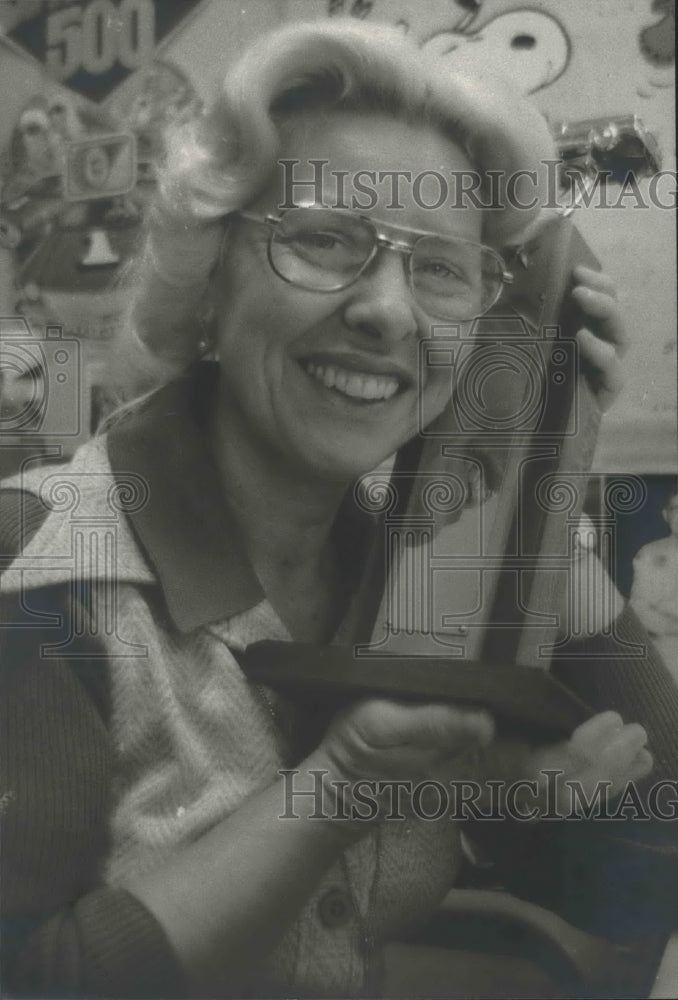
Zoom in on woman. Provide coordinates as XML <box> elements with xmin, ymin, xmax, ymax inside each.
<box><xmin>1</xmin><ymin>20</ymin><xmax>675</xmax><ymax>999</ymax></box>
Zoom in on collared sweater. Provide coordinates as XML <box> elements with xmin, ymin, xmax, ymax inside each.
<box><xmin>2</xmin><ymin>371</ymin><xmax>678</xmax><ymax>998</ymax></box>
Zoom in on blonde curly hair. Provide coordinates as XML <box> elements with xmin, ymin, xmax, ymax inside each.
<box><xmin>121</xmin><ymin>19</ymin><xmax>554</xmax><ymax>384</ymax></box>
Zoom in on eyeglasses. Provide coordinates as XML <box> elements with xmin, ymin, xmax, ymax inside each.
<box><xmin>235</xmin><ymin>206</ymin><xmax>513</xmax><ymax>321</ymax></box>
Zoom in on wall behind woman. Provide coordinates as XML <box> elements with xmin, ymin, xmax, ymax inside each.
<box><xmin>1</xmin><ymin>0</ymin><xmax>675</xmax><ymax>472</ymax></box>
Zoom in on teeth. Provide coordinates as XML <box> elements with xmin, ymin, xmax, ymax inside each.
<box><xmin>304</xmin><ymin>362</ymin><xmax>400</xmax><ymax>401</ymax></box>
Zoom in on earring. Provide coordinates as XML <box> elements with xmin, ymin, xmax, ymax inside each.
<box><xmin>198</xmin><ymin>301</ymin><xmax>217</xmax><ymax>358</ymax></box>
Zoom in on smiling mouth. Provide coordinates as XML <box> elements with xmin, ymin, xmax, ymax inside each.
<box><xmin>303</xmin><ymin>361</ymin><xmax>403</xmax><ymax>402</ymax></box>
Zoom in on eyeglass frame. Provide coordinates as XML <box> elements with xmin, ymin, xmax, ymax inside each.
<box><xmin>233</xmin><ymin>204</ymin><xmax>514</xmax><ymax>320</ymax></box>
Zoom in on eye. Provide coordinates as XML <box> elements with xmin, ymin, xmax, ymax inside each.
<box><xmin>297</xmin><ymin>231</ymin><xmax>342</xmax><ymax>250</ymax></box>
<box><xmin>279</xmin><ymin>229</ymin><xmax>344</xmax><ymax>251</ymax></box>
<box><xmin>278</xmin><ymin>226</ymin><xmax>362</xmax><ymax>267</ymax></box>
<box><xmin>415</xmin><ymin>257</ymin><xmax>468</xmax><ymax>283</ymax></box>
<box><xmin>425</xmin><ymin>260</ymin><xmax>457</xmax><ymax>278</ymax></box>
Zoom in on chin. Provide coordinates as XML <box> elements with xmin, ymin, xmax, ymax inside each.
<box><xmin>302</xmin><ymin>441</ymin><xmax>396</xmax><ymax>485</ymax></box>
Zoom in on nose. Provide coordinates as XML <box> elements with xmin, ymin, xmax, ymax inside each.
<box><xmin>342</xmin><ymin>248</ymin><xmax>419</xmax><ymax>345</ymax></box>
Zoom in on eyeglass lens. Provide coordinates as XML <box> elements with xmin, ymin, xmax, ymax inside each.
<box><xmin>269</xmin><ymin>209</ymin><xmax>503</xmax><ymax>319</ymax></box>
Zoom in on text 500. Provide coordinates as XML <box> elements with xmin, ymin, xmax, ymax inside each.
<box><xmin>46</xmin><ymin>0</ymin><xmax>155</xmax><ymax>80</ymax></box>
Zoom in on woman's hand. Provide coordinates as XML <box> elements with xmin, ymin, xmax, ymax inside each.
<box><xmin>572</xmin><ymin>265</ymin><xmax>629</xmax><ymax>412</ymax></box>
<box><xmin>461</xmin><ymin>711</ymin><xmax>651</xmax><ymax>821</ymax></box>
<box><xmin>316</xmin><ymin>698</ymin><xmax>495</xmax><ymax>818</ymax></box>
<box><xmin>128</xmin><ymin>696</ymin><xmax>495</xmax><ymax>995</ymax></box>
<box><xmin>526</xmin><ymin>710</ymin><xmax>652</xmax><ymax>816</ymax></box>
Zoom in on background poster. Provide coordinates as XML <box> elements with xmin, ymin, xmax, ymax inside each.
<box><xmin>1</xmin><ymin>0</ymin><xmax>675</xmax><ymax>473</ymax></box>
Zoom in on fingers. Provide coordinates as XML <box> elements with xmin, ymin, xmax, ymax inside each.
<box><xmin>401</xmin><ymin>703</ymin><xmax>495</xmax><ymax>754</ymax></box>
<box><xmin>569</xmin><ymin>710</ymin><xmax>625</xmax><ymax>762</ymax></box>
<box><xmin>572</xmin><ymin>266</ymin><xmax>628</xmax><ymax>349</ymax></box>
<box><xmin>568</xmin><ymin>711</ymin><xmax>653</xmax><ymax>790</ymax></box>
<box><xmin>597</xmin><ymin>723</ymin><xmax>653</xmax><ymax>784</ymax></box>
<box><xmin>572</xmin><ymin>265</ymin><xmax>617</xmax><ymax>298</ymax></box>
<box><xmin>352</xmin><ymin>699</ymin><xmax>494</xmax><ymax>755</ymax></box>
<box><xmin>534</xmin><ymin>712</ymin><xmax>654</xmax><ymax>819</ymax></box>
<box><xmin>571</xmin><ymin>283</ymin><xmax>629</xmax><ymax>353</ymax></box>
<box><xmin>576</xmin><ymin>327</ymin><xmax>625</xmax><ymax>411</ymax></box>
<box><xmin>569</xmin><ymin>268</ymin><xmax>629</xmax><ymax>412</ymax></box>
<box><xmin>629</xmin><ymin>746</ymin><xmax>654</xmax><ymax>782</ymax></box>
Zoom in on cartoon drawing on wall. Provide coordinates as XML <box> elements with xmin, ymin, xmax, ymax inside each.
<box><xmin>446</xmin><ymin>0</ymin><xmax>483</xmax><ymax>34</ymax></box>
<box><xmin>0</xmin><ymin>0</ymin><xmax>204</xmax><ymax>343</ymax></box>
<box><xmin>327</xmin><ymin>0</ymin><xmax>570</xmax><ymax>96</ymax></box>
<box><xmin>420</xmin><ymin>7</ymin><xmax>570</xmax><ymax>95</ymax></box>
<box><xmin>0</xmin><ymin>1</ymin><xmax>206</xmax><ymax>447</ymax></box>
<box><xmin>0</xmin><ymin>63</ymin><xmax>199</xmax><ymax>345</ymax></box>
<box><xmin>6</xmin><ymin>102</ymin><xmax>59</xmax><ymax>196</ymax></box>
<box><xmin>327</xmin><ymin>0</ymin><xmax>570</xmax><ymax>94</ymax></box>
<box><xmin>2</xmin><ymin>94</ymin><xmax>113</xmax><ymax>204</ymax></box>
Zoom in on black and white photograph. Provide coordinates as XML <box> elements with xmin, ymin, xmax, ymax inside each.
<box><xmin>1</xmin><ymin>1</ymin><xmax>676</xmax><ymax>997</ymax></box>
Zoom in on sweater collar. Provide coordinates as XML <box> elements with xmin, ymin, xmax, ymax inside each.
<box><xmin>106</xmin><ymin>364</ymin><xmax>265</xmax><ymax>632</ymax></box>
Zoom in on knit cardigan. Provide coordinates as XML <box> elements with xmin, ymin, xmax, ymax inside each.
<box><xmin>0</xmin><ymin>440</ymin><xmax>463</xmax><ymax>998</ymax></box>
<box><xmin>2</xmin><ymin>392</ymin><xmax>678</xmax><ymax>997</ymax></box>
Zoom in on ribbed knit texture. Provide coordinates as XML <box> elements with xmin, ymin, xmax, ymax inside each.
<box><xmin>548</xmin><ymin>611</ymin><xmax>678</xmax><ymax>941</ymax></box>
<box><xmin>0</xmin><ymin>450</ymin><xmax>461</xmax><ymax>998</ymax></box>
<box><xmin>0</xmin><ymin>586</ymin><xmax>185</xmax><ymax>998</ymax></box>
<box><xmin>466</xmin><ymin>609</ymin><xmax>678</xmax><ymax>945</ymax></box>
<box><xmin>552</xmin><ymin>605</ymin><xmax>678</xmax><ymax>783</ymax></box>
<box><xmin>2</xmin><ymin>432</ymin><xmax>677</xmax><ymax>995</ymax></box>
<box><xmin>11</xmin><ymin>889</ymin><xmax>186</xmax><ymax>999</ymax></box>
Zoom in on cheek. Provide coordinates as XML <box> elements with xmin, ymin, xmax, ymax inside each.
<box><xmin>421</xmin><ymin>367</ymin><xmax>453</xmax><ymax>427</ymax></box>
<box><xmin>217</xmin><ymin>247</ymin><xmax>303</xmax><ymax>336</ymax></box>
<box><xmin>214</xmin><ymin>292</ymin><xmax>303</xmax><ymax>408</ymax></box>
